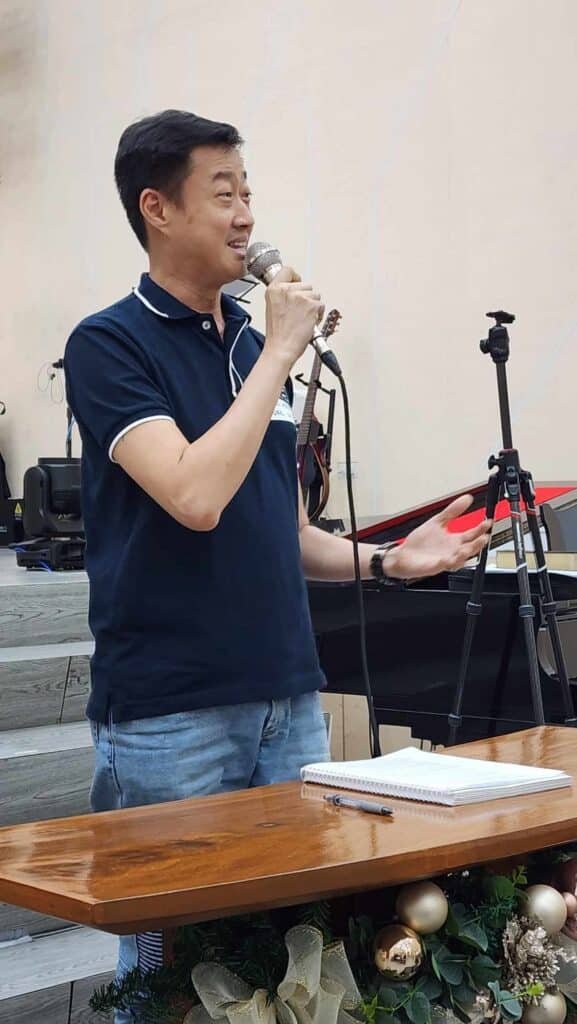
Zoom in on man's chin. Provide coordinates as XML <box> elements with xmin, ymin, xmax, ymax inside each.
<box><xmin>220</xmin><ymin>261</ymin><xmax>247</xmax><ymax>286</ymax></box>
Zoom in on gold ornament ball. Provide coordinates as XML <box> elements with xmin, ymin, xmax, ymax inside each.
<box><xmin>522</xmin><ymin>993</ymin><xmax>567</xmax><ymax>1024</ymax></box>
<box><xmin>523</xmin><ymin>885</ymin><xmax>568</xmax><ymax>935</ymax></box>
<box><xmin>554</xmin><ymin>857</ymin><xmax>577</xmax><ymax>899</ymax></box>
<box><xmin>373</xmin><ymin>924</ymin><xmax>423</xmax><ymax>980</ymax></box>
<box><xmin>562</xmin><ymin>891</ymin><xmax>577</xmax><ymax>918</ymax></box>
<box><xmin>395</xmin><ymin>881</ymin><xmax>449</xmax><ymax>935</ymax></box>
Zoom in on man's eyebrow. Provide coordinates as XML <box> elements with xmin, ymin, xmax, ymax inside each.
<box><xmin>211</xmin><ymin>170</ymin><xmax>248</xmax><ymax>183</ymax></box>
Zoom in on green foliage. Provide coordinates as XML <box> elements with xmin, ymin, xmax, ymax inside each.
<box><xmin>488</xmin><ymin>980</ymin><xmax>523</xmax><ymax>1020</ymax></box>
<box><xmin>445</xmin><ymin>903</ymin><xmax>488</xmax><ymax>952</ymax></box>
<box><xmin>90</xmin><ymin>901</ymin><xmax>332</xmax><ymax>1019</ymax></box>
<box><xmin>348</xmin><ymin>914</ymin><xmax>379</xmax><ymax>992</ymax></box>
<box><xmin>361</xmin><ymin>979</ymin><xmax>434</xmax><ymax>1024</ymax></box>
<box><xmin>355</xmin><ymin>868</ymin><xmax>524</xmax><ymax>1024</ymax></box>
<box><xmin>525</xmin><ymin>983</ymin><xmax>545</xmax><ymax>1000</ymax></box>
<box><xmin>90</xmin><ymin>964</ymin><xmax>193</xmax><ymax>1022</ymax></box>
<box><xmin>564</xmin><ymin>984</ymin><xmax>577</xmax><ymax>1024</ymax></box>
<box><xmin>437</xmin><ymin>866</ymin><xmax>527</xmax><ymax>960</ymax></box>
<box><xmin>296</xmin><ymin>899</ymin><xmax>333</xmax><ymax>943</ymax></box>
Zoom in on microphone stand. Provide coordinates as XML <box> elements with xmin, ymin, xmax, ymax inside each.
<box><xmin>448</xmin><ymin>311</ymin><xmax>577</xmax><ymax>745</ymax></box>
<box><xmin>51</xmin><ymin>358</ymin><xmax>74</xmax><ymax>459</ymax></box>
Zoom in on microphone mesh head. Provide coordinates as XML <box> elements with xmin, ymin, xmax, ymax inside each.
<box><xmin>246</xmin><ymin>242</ymin><xmax>283</xmax><ymax>283</ymax></box>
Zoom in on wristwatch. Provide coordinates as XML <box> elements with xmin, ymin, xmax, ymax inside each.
<box><xmin>369</xmin><ymin>541</ymin><xmax>405</xmax><ymax>586</ymax></box>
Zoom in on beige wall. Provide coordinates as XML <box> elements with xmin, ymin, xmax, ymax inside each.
<box><xmin>1</xmin><ymin>0</ymin><xmax>577</xmax><ymax>518</ymax></box>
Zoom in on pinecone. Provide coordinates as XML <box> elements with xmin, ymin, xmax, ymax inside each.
<box><xmin>502</xmin><ymin>916</ymin><xmax>577</xmax><ymax>1004</ymax></box>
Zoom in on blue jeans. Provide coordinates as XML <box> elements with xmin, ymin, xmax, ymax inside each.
<box><xmin>89</xmin><ymin>692</ymin><xmax>330</xmax><ymax>1023</ymax></box>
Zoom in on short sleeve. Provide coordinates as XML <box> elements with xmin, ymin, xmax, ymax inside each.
<box><xmin>64</xmin><ymin>321</ymin><xmax>174</xmax><ymax>462</ymax></box>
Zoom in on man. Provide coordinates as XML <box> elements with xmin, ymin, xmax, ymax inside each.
<box><xmin>64</xmin><ymin>109</ymin><xmax>490</xmax><ymax>1022</ymax></box>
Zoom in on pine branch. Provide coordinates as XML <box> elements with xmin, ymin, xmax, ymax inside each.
<box><xmin>90</xmin><ymin>964</ymin><xmax>195</xmax><ymax>1021</ymax></box>
<box><xmin>294</xmin><ymin>901</ymin><xmax>333</xmax><ymax>942</ymax></box>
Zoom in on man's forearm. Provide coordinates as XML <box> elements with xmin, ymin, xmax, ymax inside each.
<box><xmin>299</xmin><ymin>523</ymin><xmax>401</xmax><ymax>581</ymax></box>
<box><xmin>172</xmin><ymin>348</ymin><xmax>290</xmax><ymax>521</ymax></box>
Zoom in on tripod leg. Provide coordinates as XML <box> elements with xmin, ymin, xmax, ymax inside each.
<box><xmin>521</xmin><ymin>472</ymin><xmax>577</xmax><ymax>725</ymax></box>
<box><xmin>448</xmin><ymin>472</ymin><xmax>500</xmax><ymax>745</ymax></box>
<box><xmin>487</xmin><ymin>599</ymin><xmax>519</xmax><ymax>736</ymax></box>
<box><xmin>504</xmin><ymin>469</ymin><xmax>546</xmax><ymax>725</ymax></box>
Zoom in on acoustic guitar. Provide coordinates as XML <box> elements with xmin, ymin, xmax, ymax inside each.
<box><xmin>296</xmin><ymin>309</ymin><xmax>341</xmax><ymax>520</ymax></box>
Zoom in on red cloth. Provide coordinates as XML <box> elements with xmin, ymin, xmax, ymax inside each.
<box><xmin>446</xmin><ymin>486</ymin><xmax>573</xmax><ymax>533</ymax></box>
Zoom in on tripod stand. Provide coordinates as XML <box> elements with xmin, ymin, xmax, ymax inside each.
<box><xmin>448</xmin><ymin>311</ymin><xmax>577</xmax><ymax>745</ymax></box>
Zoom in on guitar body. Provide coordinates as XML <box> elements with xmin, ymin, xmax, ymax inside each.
<box><xmin>304</xmin><ymin>442</ymin><xmax>330</xmax><ymax>520</ymax></box>
<box><xmin>297</xmin><ymin>418</ymin><xmax>320</xmax><ymax>489</ymax></box>
<box><xmin>297</xmin><ymin>425</ymin><xmax>330</xmax><ymax>520</ymax></box>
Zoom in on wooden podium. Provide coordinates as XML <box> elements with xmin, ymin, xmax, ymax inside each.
<box><xmin>0</xmin><ymin>727</ymin><xmax>576</xmax><ymax>937</ymax></box>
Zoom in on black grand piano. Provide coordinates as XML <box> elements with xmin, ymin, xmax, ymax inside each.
<box><xmin>308</xmin><ymin>481</ymin><xmax>577</xmax><ymax>745</ymax></box>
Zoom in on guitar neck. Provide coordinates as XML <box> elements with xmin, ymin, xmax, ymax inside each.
<box><xmin>296</xmin><ymin>351</ymin><xmax>323</xmax><ymax>448</ymax></box>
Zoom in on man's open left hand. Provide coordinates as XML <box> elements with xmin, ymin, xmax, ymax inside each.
<box><xmin>386</xmin><ymin>493</ymin><xmax>492</xmax><ymax>580</ymax></box>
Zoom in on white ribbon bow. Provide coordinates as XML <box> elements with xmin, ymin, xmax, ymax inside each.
<box><xmin>184</xmin><ymin>925</ymin><xmax>362</xmax><ymax>1024</ymax></box>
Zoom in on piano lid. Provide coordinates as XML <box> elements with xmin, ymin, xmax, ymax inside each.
<box><xmin>335</xmin><ymin>481</ymin><xmax>577</xmax><ymax>546</ymax></box>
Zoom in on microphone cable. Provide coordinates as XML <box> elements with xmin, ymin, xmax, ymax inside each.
<box><xmin>335</xmin><ymin>372</ymin><xmax>382</xmax><ymax>758</ymax></box>
<box><xmin>245</xmin><ymin>242</ymin><xmax>382</xmax><ymax>756</ymax></box>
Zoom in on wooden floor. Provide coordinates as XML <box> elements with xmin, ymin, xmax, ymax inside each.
<box><xmin>0</xmin><ymin>926</ymin><xmax>116</xmax><ymax>1001</ymax></box>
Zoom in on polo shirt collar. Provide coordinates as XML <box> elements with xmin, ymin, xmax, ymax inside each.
<box><xmin>134</xmin><ymin>273</ymin><xmax>250</xmax><ymax>323</ymax></box>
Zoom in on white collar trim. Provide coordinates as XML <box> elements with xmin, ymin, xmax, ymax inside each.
<box><xmin>132</xmin><ymin>285</ymin><xmax>170</xmax><ymax>318</ymax></box>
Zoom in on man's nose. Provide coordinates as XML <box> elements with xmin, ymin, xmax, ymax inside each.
<box><xmin>233</xmin><ymin>200</ymin><xmax>254</xmax><ymax>228</ymax></box>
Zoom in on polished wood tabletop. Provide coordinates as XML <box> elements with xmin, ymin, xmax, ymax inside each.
<box><xmin>0</xmin><ymin>726</ymin><xmax>576</xmax><ymax>934</ymax></box>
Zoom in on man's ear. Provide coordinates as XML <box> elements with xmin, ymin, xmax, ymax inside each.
<box><xmin>140</xmin><ymin>188</ymin><xmax>170</xmax><ymax>236</ymax></box>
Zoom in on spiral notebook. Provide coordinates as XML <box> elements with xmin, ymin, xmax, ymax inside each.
<box><xmin>301</xmin><ymin>746</ymin><xmax>572</xmax><ymax>806</ymax></box>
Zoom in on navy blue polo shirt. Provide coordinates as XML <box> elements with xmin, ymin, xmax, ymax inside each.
<box><xmin>64</xmin><ymin>273</ymin><xmax>325</xmax><ymax>723</ymax></box>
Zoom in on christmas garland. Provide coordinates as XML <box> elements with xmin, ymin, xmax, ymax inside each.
<box><xmin>90</xmin><ymin>844</ymin><xmax>577</xmax><ymax>1024</ymax></box>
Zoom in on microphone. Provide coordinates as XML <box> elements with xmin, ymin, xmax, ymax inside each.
<box><xmin>246</xmin><ymin>242</ymin><xmax>342</xmax><ymax>377</ymax></box>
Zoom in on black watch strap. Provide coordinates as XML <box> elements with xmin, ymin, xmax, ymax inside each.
<box><xmin>369</xmin><ymin>541</ymin><xmax>405</xmax><ymax>586</ymax></box>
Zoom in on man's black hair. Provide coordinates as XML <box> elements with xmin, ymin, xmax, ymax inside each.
<box><xmin>114</xmin><ymin>109</ymin><xmax>243</xmax><ymax>250</ymax></box>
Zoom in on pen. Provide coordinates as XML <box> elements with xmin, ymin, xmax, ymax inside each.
<box><xmin>324</xmin><ymin>794</ymin><xmax>394</xmax><ymax>816</ymax></box>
